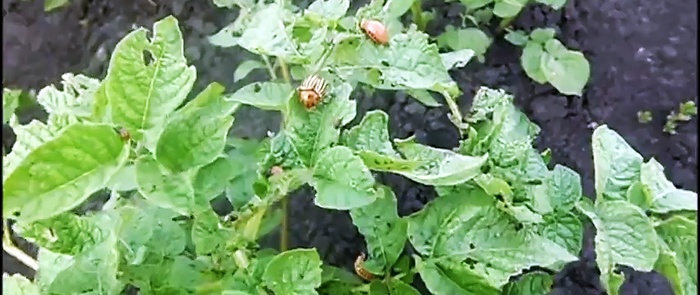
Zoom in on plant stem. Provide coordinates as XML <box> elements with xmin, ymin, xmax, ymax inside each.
<box><xmin>442</xmin><ymin>92</ymin><xmax>467</xmax><ymax>134</ymax></box>
<box><xmin>279</xmin><ymin>58</ymin><xmax>292</xmax><ymax>85</ymax></box>
<box><xmin>261</xmin><ymin>55</ymin><xmax>278</xmax><ymax>80</ymax></box>
<box><xmin>411</xmin><ymin>0</ymin><xmax>426</xmax><ymax>31</ymax></box>
<box><xmin>3</xmin><ymin>220</ymin><xmax>38</xmax><ymax>271</ymax></box>
<box><xmin>276</xmin><ymin>58</ymin><xmax>292</xmax><ymax>253</ymax></box>
<box><xmin>280</xmin><ymin>196</ymin><xmax>289</xmax><ymax>252</ymax></box>
<box><xmin>495</xmin><ymin>16</ymin><xmax>516</xmax><ymax>36</ymax></box>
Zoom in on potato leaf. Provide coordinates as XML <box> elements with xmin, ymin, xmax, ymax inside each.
<box><xmin>576</xmin><ymin>199</ymin><xmax>659</xmax><ymax>295</ymax></box>
<box><xmin>329</xmin><ymin>27</ymin><xmax>461</xmax><ymax>99</ymax></box>
<box><xmin>3</xmin><ymin>273</ymin><xmax>40</xmax><ymax>295</ymax></box>
<box><xmin>135</xmin><ymin>155</ymin><xmax>199</xmax><ymax>215</ymax></box>
<box><xmin>285</xmin><ymin>81</ymin><xmax>356</xmax><ymax>166</ymax></box>
<box><xmin>592</xmin><ymin>125</ymin><xmax>644</xmax><ymax>201</ymax></box>
<box><xmin>415</xmin><ymin>257</ymin><xmax>500</xmax><ymax>295</ymax></box>
<box><xmin>225</xmin><ymin>82</ymin><xmax>293</xmax><ymax>111</ymax></box>
<box><xmin>640</xmin><ymin>158</ymin><xmax>698</xmax><ymax>213</ymax></box>
<box><xmin>349</xmin><ymin>186</ymin><xmax>407</xmax><ymax>274</ymax></box>
<box><xmin>501</xmin><ymin>271</ymin><xmax>554</xmax><ymax>295</ymax></box>
<box><xmin>34</xmin><ymin>212</ymin><xmax>122</xmax><ymax>294</ymax></box>
<box><xmin>312</xmin><ymin>146</ymin><xmax>377</xmax><ymax>210</ymax></box>
<box><xmin>262</xmin><ymin>249</ymin><xmax>323</xmax><ymax>295</ymax></box>
<box><xmin>3</xmin><ymin>123</ymin><xmax>129</xmax><ymax>222</ymax></box>
<box><xmin>155</xmin><ymin>82</ymin><xmax>238</xmax><ymax>172</ymax></box>
<box><xmin>654</xmin><ymin>216</ymin><xmax>697</xmax><ymax>295</ymax></box>
<box><xmin>394</xmin><ymin>137</ymin><xmax>488</xmax><ymax>186</ymax></box>
<box><xmin>104</xmin><ymin>16</ymin><xmax>196</xmax><ymax>144</ymax></box>
<box><xmin>408</xmin><ymin>187</ymin><xmax>577</xmax><ymax>287</ymax></box>
<box><xmin>341</xmin><ymin>110</ymin><xmax>420</xmax><ymax>171</ymax></box>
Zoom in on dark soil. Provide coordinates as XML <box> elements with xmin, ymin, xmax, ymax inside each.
<box><xmin>2</xmin><ymin>0</ymin><xmax>696</xmax><ymax>294</ymax></box>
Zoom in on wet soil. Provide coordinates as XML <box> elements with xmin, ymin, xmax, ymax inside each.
<box><xmin>2</xmin><ymin>0</ymin><xmax>696</xmax><ymax>294</ymax></box>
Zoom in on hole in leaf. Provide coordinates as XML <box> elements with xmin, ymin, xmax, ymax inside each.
<box><xmin>469</xmin><ymin>243</ymin><xmax>475</xmax><ymax>249</ymax></box>
<box><xmin>142</xmin><ymin>50</ymin><xmax>154</xmax><ymax>65</ymax></box>
<box><xmin>514</xmin><ymin>223</ymin><xmax>523</xmax><ymax>231</ymax></box>
<box><xmin>380</xmin><ymin>61</ymin><xmax>390</xmax><ymax>67</ymax></box>
<box><xmin>253</xmin><ymin>83</ymin><xmax>262</xmax><ymax>93</ymax></box>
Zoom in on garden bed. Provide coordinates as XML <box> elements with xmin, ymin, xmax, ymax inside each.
<box><xmin>2</xmin><ymin>0</ymin><xmax>696</xmax><ymax>294</ymax></box>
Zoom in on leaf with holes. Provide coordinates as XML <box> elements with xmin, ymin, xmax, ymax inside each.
<box><xmin>225</xmin><ymin>82</ymin><xmax>293</xmax><ymax>111</ymax></box>
<box><xmin>103</xmin><ymin>16</ymin><xmax>196</xmax><ymax>144</ymax></box>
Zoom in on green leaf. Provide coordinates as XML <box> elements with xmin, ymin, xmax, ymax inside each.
<box><xmin>209</xmin><ymin>23</ymin><xmax>240</xmax><ymax>48</ymax></box>
<box><xmin>406</xmin><ymin>89</ymin><xmax>442</xmax><ymax>107</ymax></box>
<box><xmin>640</xmin><ymin>158</ymin><xmax>698</xmax><ymax>213</ymax></box>
<box><xmin>285</xmin><ymin>82</ymin><xmax>356</xmax><ymax>165</ymax></box>
<box><xmin>234</xmin><ymin>59</ymin><xmax>266</xmax><ymax>82</ymax></box>
<box><xmin>106</xmin><ymin>164</ymin><xmax>138</xmax><ymax>191</ymax></box>
<box><xmin>330</xmin><ymin>28</ymin><xmax>460</xmax><ymax>99</ymax></box>
<box><xmin>385</xmin><ymin>0</ymin><xmax>415</xmax><ymax>18</ymax></box>
<box><xmin>341</xmin><ymin>110</ymin><xmax>420</xmax><ymax>171</ymax></box>
<box><xmin>3</xmin><ymin>88</ymin><xmax>21</xmax><ymax>124</ymax></box>
<box><xmin>436</xmin><ymin>27</ymin><xmax>491</xmax><ymax>59</ymax></box>
<box><xmin>104</xmin><ymin>16</ymin><xmax>196</xmax><ymax>143</ymax></box>
<box><xmin>369</xmin><ymin>278</ymin><xmax>422</xmax><ymax>295</ymax></box>
<box><xmin>540</xmin><ymin>211</ymin><xmax>583</xmax><ymax>255</ymax></box>
<box><xmin>534</xmin><ymin>0</ymin><xmax>567</xmax><ymax>9</ymax></box>
<box><xmin>440</xmin><ymin>49</ymin><xmax>476</xmax><ymax>70</ymax></box>
<box><xmin>36</xmin><ymin>73</ymin><xmax>100</xmax><ymax>121</ymax></box>
<box><xmin>350</xmin><ymin>186</ymin><xmax>407</xmax><ymax>274</ymax></box>
<box><xmin>504</xmin><ymin>30</ymin><xmax>529</xmax><ymax>46</ymax></box>
<box><xmin>311</xmin><ymin>146</ymin><xmax>377</xmax><ymax>210</ymax></box>
<box><xmin>460</xmin><ymin>0</ymin><xmax>494</xmax><ymax>10</ymax></box>
<box><xmin>35</xmin><ymin>212</ymin><xmax>122</xmax><ymax>294</ymax></box>
<box><xmin>493</xmin><ymin>0</ymin><xmax>528</xmax><ymax>17</ymax></box>
<box><xmin>307</xmin><ymin>0</ymin><xmax>351</xmax><ymax>21</ymax></box>
<box><xmin>576</xmin><ymin>199</ymin><xmax>659</xmax><ymax>294</ymax></box>
<box><xmin>521</xmin><ymin>42</ymin><xmax>548</xmax><ymax>84</ymax></box>
<box><xmin>13</xmin><ymin>213</ymin><xmax>103</xmax><ymax>256</ymax></box>
<box><xmin>408</xmin><ymin>187</ymin><xmax>577</xmax><ymax>287</ymax></box>
<box><xmin>415</xmin><ymin>257</ymin><xmax>500</xmax><ymax>295</ymax></box>
<box><xmin>225</xmin><ymin>82</ymin><xmax>293</xmax><ymax>111</ymax></box>
<box><xmin>262</xmin><ymin>248</ymin><xmax>323</xmax><ymax>295</ymax></box>
<box><xmin>592</xmin><ymin>125</ymin><xmax>644</xmax><ymax>201</ymax></box>
<box><xmin>547</xmin><ymin>164</ymin><xmax>583</xmax><ymax>211</ymax></box>
<box><xmin>3</xmin><ymin>123</ymin><xmax>129</xmax><ymax>222</ymax></box>
<box><xmin>116</xmin><ymin>203</ymin><xmax>187</xmax><ymax>262</ymax></box>
<box><xmin>501</xmin><ymin>271</ymin><xmax>553</xmax><ymax>295</ymax></box>
<box><xmin>135</xmin><ymin>155</ymin><xmax>198</xmax><ymax>215</ymax></box>
<box><xmin>3</xmin><ymin>273</ymin><xmax>40</xmax><ymax>295</ymax></box>
<box><xmin>194</xmin><ymin>155</ymin><xmax>240</xmax><ymax>202</ymax></box>
<box><xmin>394</xmin><ymin>137</ymin><xmax>488</xmax><ymax>186</ymax></box>
<box><xmin>44</xmin><ymin>0</ymin><xmax>71</xmax><ymax>12</ymax></box>
<box><xmin>654</xmin><ymin>216</ymin><xmax>697</xmax><ymax>295</ymax></box>
<box><xmin>529</xmin><ymin>28</ymin><xmax>556</xmax><ymax>44</ymax></box>
<box><xmin>155</xmin><ymin>82</ymin><xmax>237</xmax><ymax>172</ymax></box>
<box><xmin>238</xmin><ymin>5</ymin><xmax>299</xmax><ymax>59</ymax></box>
<box><xmin>540</xmin><ymin>46</ymin><xmax>590</xmax><ymax>96</ymax></box>
<box><xmin>191</xmin><ymin>208</ymin><xmax>229</xmax><ymax>255</ymax></box>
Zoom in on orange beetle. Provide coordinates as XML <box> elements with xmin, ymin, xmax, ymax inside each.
<box><xmin>360</xmin><ymin>19</ymin><xmax>389</xmax><ymax>45</ymax></box>
<box><xmin>354</xmin><ymin>253</ymin><xmax>375</xmax><ymax>281</ymax></box>
<box><xmin>297</xmin><ymin>75</ymin><xmax>329</xmax><ymax>109</ymax></box>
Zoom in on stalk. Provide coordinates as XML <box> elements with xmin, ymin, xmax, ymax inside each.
<box><xmin>411</xmin><ymin>1</ymin><xmax>427</xmax><ymax>31</ymax></box>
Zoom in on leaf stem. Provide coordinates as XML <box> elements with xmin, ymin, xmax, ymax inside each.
<box><xmin>411</xmin><ymin>1</ymin><xmax>426</xmax><ymax>31</ymax></box>
<box><xmin>442</xmin><ymin>92</ymin><xmax>467</xmax><ymax>133</ymax></box>
<box><xmin>261</xmin><ymin>55</ymin><xmax>278</xmax><ymax>80</ymax></box>
<box><xmin>496</xmin><ymin>16</ymin><xmax>516</xmax><ymax>36</ymax></box>
<box><xmin>2</xmin><ymin>220</ymin><xmax>38</xmax><ymax>271</ymax></box>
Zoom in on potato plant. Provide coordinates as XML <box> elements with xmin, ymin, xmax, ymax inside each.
<box><xmin>2</xmin><ymin>1</ymin><xmax>696</xmax><ymax>295</ymax></box>
<box><xmin>336</xmin><ymin>0</ymin><xmax>591</xmax><ymax>96</ymax></box>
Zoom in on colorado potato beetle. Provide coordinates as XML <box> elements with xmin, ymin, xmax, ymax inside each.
<box><xmin>360</xmin><ymin>19</ymin><xmax>389</xmax><ymax>45</ymax></box>
<box><xmin>354</xmin><ymin>253</ymin><xmax>375</xmax><ymax>281</ymax></box>
<box><xmin>297</xmin><ymin>75</ymin><xmax>329</xmax><ymax>109</ymax></box>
